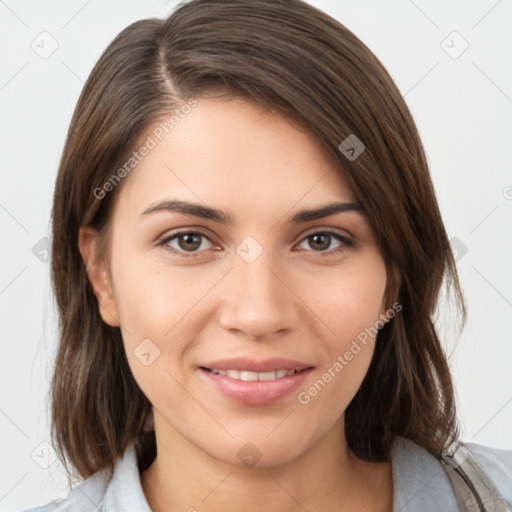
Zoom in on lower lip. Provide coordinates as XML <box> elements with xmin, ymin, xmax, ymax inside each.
<box><xmin>199</xmin><ymin>368</ymin><xmax>313</xmax><ymax>406</ymax></box>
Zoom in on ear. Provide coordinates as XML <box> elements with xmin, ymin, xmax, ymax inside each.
<box><xmin>78</xmin><ymin>226</ymin><xmax>120</xmax><ymax>327</ymax></box>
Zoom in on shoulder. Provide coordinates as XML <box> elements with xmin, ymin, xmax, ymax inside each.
<box><xmin>18</xmin><ymin>443</ymin><xmax>150</xmax><ymax>512</ymax></box>
<box><xmin>391</xmin><ymin>436</ymin><xmax>512</xmax><ymax>511</ymax></box>
<box><xmin>391</xmin><ymin>436</ymin><xmax>460</xmax><ymax>511</ymax></box>
<box><xmin>465</xmin><ymin>441</ymin><xmax>512</xmax><ymax>505</ymax></box>
<box><xmin>17</xmin><ymin>469</ymin><xmax>111</xmax><ymax>512</ymax></box>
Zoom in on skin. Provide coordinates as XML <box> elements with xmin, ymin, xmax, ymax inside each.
<box><xmin>79</xmin><ymin>97</ymin><xmax>393</xmax><ymax>511</ymax></box>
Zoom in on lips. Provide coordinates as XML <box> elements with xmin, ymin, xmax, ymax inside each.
<box><xmin>198</xmin><ymin>357</ymin><xmax>314</xmax><ymax>405</ymax></box>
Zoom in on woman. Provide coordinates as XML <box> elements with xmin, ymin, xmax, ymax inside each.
<box><xmin>24</xmin><ymin>0</ymin><xmax>511</xmax><ymax>510</ymax></box>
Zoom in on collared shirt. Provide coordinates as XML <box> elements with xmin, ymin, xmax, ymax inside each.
<box><xmin>21</xmin><ymin>436</ymin><xmax>512</xmax><ymax>511</ymax></box>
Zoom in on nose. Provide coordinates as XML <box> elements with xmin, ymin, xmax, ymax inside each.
<box><xmin>217</xmin><ymin>253</ymin><xmax>300</xmax><ymax>341</ymax></box>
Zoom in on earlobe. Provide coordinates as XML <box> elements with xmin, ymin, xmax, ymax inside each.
<box><xmin>78</xmin><ymin>227</ymin><xmax>120</xmax><ymax>327</ymax></box>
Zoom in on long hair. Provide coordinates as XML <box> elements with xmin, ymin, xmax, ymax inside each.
<box><xmin>50</xmin><ymin>0</ymin><xmax>464</xmax><ymax>480</ymax></box>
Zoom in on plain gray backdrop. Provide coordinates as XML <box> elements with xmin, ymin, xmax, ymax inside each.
<box><xmin>1</xmin><ymin>0</ymin><xmax>511</xmax><ymax>509</ymax></box>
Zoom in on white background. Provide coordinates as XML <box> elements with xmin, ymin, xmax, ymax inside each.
<box><xmin>1</xmin><ymin>0</ymin><xmax>511</xmax><ymax>509</ymax></box>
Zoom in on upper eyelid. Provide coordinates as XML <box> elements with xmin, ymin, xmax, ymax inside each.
<box><xmin>159</xmin><ymin>229</ymin><xmax>216</xmax><ymax>245</ymax></box>
<box><xmin>300</xmin><ymin>226</ymin><xmax>353</xmax><ymax>240</ymax></box>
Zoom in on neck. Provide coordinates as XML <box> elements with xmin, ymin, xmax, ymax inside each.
<box><xmin>140</xmin><ymin>414</ymin><xmax>393</xmax><ymax>512</ymax></box>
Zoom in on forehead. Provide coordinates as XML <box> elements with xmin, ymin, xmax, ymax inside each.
<box><xmin>115</xmin><ymin>97</ymin><xmax>355</xmax><ymax>220</ymax></box>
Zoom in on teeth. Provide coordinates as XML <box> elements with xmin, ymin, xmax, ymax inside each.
<box><xmin>227</xmin><ymin>370</ymin><xmax>240</xmax><ymax>379</ymax></box>
<box><xmin>210</xmin><ymin>369</ymin><xmax>297</xmax><ymax>380</ymax></box>
<box><xmin>240</xmin><ymin>371</ymin><xmax>259</xmax><ymax>381</ymax></box>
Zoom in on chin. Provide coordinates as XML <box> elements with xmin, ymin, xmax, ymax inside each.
<box><xmin>206</xmin><ymin>429</ymin><xmax>318</xmax><ymax>470</ymax></box>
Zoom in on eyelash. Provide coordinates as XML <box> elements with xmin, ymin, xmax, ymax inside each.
<box><xmin>156</xmin><ymin>229</ymin><xmax>354</xmax><ymax>259</ymax></box>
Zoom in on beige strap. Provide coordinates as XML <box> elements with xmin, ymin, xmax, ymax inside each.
<box><xmin>441</xmin><ymin>441</ymin><xmax>512</xmax><ymax>512</ymax></box>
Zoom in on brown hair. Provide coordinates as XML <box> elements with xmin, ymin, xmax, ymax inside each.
<box><xmin>50</xmin><ymin>0</ymin><xmax>464</xmax><ymax>480</ymax></box>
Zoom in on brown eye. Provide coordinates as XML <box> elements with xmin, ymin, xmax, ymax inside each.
<box><xmin>297</xmin><ymin>230</ymin><xmax>353</xmax><ymax>255</ymax></box>
<box><xmin>307</xmin><ymin>233</ymin><xmax>334</xmax><ymax>251</ymax></box>
<box><xmin>177</xmin><ymin>233</ymin><xmax>203</xmax><ymax>251</ymax></box>
<box><xmin>160</xmin><ymin>231</ymin><xmax>214</xmax><ymax>255</ymax></box>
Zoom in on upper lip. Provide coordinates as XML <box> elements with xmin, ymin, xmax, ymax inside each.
<box><xmin>200</xmin><ymin>357</ymin><xmax>313</xmax><ymax>373</ymax></box>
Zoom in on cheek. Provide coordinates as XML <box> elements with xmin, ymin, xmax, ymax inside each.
<box><xmin>108</xmin><ymin>254</ymin><xmax>202</xmax><ymax>409</ymax></box>
<box><xmin>297</xmin><ymin>254</ymin><xmax>387</xmax><ymax>410</ymax></box>
<box><xmin>314</xmin><ymin>252</ymin><xmax>387</xmax><ymax>343</ymax></box>
<box><xmin>108</xmin><ymin>245</ymin><xmax>229</xmax><ymax>389</ymax></box>
<box><xmin>110</xmin><ymin>245</ymin><xmax>221</xmax><ymax>340</ymax></box>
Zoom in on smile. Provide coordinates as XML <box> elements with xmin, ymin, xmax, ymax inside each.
<box><xmin>199</xmin><ymin>361</ymin><xmax>313</xmax><ymax>405</ymax></box>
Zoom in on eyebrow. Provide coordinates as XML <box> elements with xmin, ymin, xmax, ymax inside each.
<box><xmin>141</xmin><ymin>200</ymin><xmax>363</xmax><ymax>224</ymax></box>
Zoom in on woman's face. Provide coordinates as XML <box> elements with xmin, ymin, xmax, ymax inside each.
<box><xmin>92</xmin><ymin>97</ymin><xmax>388</xmax><ymax>466</ymax></box>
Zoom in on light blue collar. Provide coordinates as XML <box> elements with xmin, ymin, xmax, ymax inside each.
<box><xmin>97</xmin><ymin>436</ymin><xmax>459</xmax><ymax>511</ymax></box>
